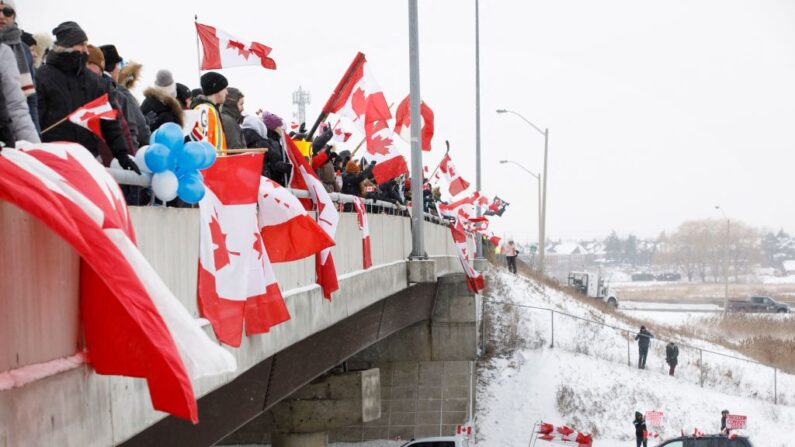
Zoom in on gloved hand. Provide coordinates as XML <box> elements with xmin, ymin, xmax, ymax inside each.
<box><xmin>117</xmin><ymin>154</ymin><xmax>142</xmax><ymax>175</ymax></box>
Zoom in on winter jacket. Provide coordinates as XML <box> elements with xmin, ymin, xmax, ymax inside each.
<box><xmin>665</xmin><ymin>343</ymin><xmax>679</xmax><ymax>366</ymax></box>
<box><xmin>317</xmin><ymin>161</ymin><xmax>340</xmax><ymax>193</ymax></box>
<box><xmin>141</xmin><ymin>87</ymin><xmax>184</xmax><ymax>132</ymax></box>
<box><xmin>635</xmin><ymin>328</ymin><xmax>653</xmax><ymax>351</ymax></box>
<box><xmin>220</xmin><ymin>92</ymin><xmax>245</xmax><ymax>149</ymax></box>
<box><xmin>241</xmin><ymin>115</ymin><xmax>292</xmax><ymax>185</ymax></box>
<box><xmin>633</xmin><ymin>414</ymin><xmax>647</xmax><ymax>438</ymax></box>
<box><xmin>504</xmin><ymin>243</ymin><xmax>518</xmax><ymax>257</ymax></box>
<box><xmin>0</xmin><ymin>24</ymin><xmax>40</xmax><ymax>133</ymax></box>
<box><xmin>190</xmin><ymin>96</ymin><xmax>226</xmax><ymax>152</ymax></box>
<box><xmin>116</xmin><ymin>84</ymin><xmax>150</xmax><ymax>148</ymax></box>
<box><xmin>36</xmin><ymin>49</ymin><xmax>128</xmax><ymax>158</ymax></box>
<box><xmin>0</xmin><ymin>75</ymin><xmax>14</xmax><ymax>147</ymax></box>
<box><xmin>342</xmin><ymin>164</ymin><xmax>375</xmax><ymax>196</ymax></box>
<box><xmin>0</xmin><ymin>44</ymin><xmax>39</xmax><ymax>143</ymax></box>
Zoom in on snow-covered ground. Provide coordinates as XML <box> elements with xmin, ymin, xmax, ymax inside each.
<box><xmin>620</xmin><ymin>301</ymin><xmax>723</xmax><ymax>311</ymax></box>
<box><xmin>477</xmin><ymin>269</ymin><xmax>795</xmax><ymax>446</ymax></box>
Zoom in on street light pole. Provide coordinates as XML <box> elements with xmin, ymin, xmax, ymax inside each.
<box><xmin>474</xmin><ymin>0</ymin><xmax>483</xmax><ymax>259</ymax></box>
<box><xmin>408</xmin><ymin>0</ymin><xmax>425</xmax><ymax>259</ymax></box>
<box><xmin>496</xmin><ymin>109</ymin><xmax>549</xmax><ymax>275</ymax></box>
<box><xmin>715</xmin><ymin>206</ymin><xmax>730</xmax><ymax>314</ymax></box>
<box><xmin>499</xmin><ymin>160</ymin><xmax>541</xmax><ymax>270</ymax></box>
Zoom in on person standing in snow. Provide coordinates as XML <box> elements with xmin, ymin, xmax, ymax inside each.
<box><xmin>634</xmin><ymin>325</ymin><xmax>653</xmax><ymax>369</ymax></box>
<box><xmin>720</xmin><ymin>409</ymin><xmax>730</xmax><ymax>435</ymax></box>
<box><xmin>665</xmin><ymin>341</ymin><xmax>679</xmax><ymax>376</ymax></box>
<box><xmin>633</xmin><ymin>411</ymin><xmax>648</xmax><ymax>447</ymax></box>
<box><xmin>504</xmin><ymin>240</ymin><xmax>518</xmax><ymax>274</ymax></box>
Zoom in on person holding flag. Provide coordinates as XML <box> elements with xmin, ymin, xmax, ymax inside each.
<box><xmin>35</xmin><ymin>21</ymin><xmax>139</xmax><ymax>173</ymax></box>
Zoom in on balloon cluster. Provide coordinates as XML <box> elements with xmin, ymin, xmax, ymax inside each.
<box><xmin>134</xmin><ymin>123</ymin><xmax>217</xmax><ymax>204</ymax></box>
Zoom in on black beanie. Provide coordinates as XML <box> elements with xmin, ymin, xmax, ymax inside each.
<box><xmin>176</xmin><ymin>83</ymin><xmax>191</xmax><ymax>103</ymax></box>
<box><xmin>200</xmin><ymin>72</ymin><xmax>228</xmax><ymax>96</ymax></box>
<box><xmin>52</xmin><ymin>21</ymin><xmax>88</xmax><ymax>48</ymax></box>
<box><xmin>99</xmin><ymin>44</ymin><xmax>122</xmax><ymax>72</ymax></box>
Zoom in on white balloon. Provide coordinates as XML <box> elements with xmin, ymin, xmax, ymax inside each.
<box><xmin>135</xmin><ymin>145</ymin><xmax>152</xmax><ymax>173</ymax></box>
<box><xmin>151</xmin><ymin>171</ymin><xmax>179</xmax><ymax>202</ymax></box>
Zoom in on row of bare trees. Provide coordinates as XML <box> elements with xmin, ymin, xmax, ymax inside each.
<box><xmin>654</xmin><ymin>219</ymin><xmax>761</xmax><ymax>282</ymax></box>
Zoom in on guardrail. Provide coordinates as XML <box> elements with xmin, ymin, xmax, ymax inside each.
<box><xmin>483</xmin><ymin>299</ymin><xmax>790</xmax><ymax>406</ymax></box>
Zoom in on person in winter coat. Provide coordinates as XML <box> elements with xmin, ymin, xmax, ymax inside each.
<box><xmin>115</xmin><ymin>61</ymin><xmax>150</xmax><ymax>148</ymax></box>
<box><xmin>314</xmin><ymin>146</ymin><xmax>340</xmax><ymax>193</ymax></box>
<box><xmin>240</xmin><ymin>114</ymin><xmax>292</xmax><ymax>183</ymax></box>
<box><xmin>720</xmin><ymin>409</ymin><xmax>730</xmax><ymax>435</ymax></box>
<box><xmin>633</xmin><ymin>411</ymin><xmax>648</xmax><ymax>447</ymax></box>
<box><xmin>35</xmin><ymin>21</ymin><xmax>138</xmax><ymax>173</ymax></box>
<box><xmin>665</xmin><ymin>341</ymin><xmax>679</xmax><ymax>376</ymax></box>
<box><xmin>220</xmin><ymin>87</ymin><xmax>245</xmax><ymax>149</ymax></box>
<box><xmin>190</xmin><ymin>71</ymin><xmax>227</xmax><ymax>152</ymax></box>
<box><xmin>0</xmin><ymin>75</ymin><xmax>15</xmax><ymax>147</ymax></box>
<box><xmin>504</xmin><ymin>240</ymin><xmax>518</xmax><ymax>274</ymax></box>
<box><xmin>175</xmin><ymin>83</ymin><xmax>191</xmax><ymax>110</ymax></box>
<box><xmin>634</xmin><ymin>325</ymin><xmax>653</xmax><ymax>369</ymax></box>
<box><xmin>141</xmin><ymin>70</ymin><xmax>183</xmax><ymax>132</ymax></box>
<box><xmin>342</xmin><ymin>159</ymin><xmax>375</xmax><ymax>197</ymax></box>
<box><xmin>0</xmin><ymin>0</ymin><xmax>40</xmax><ymax>133</ymax></box>
<box><xmin>0</xmin><ymin>43</ymin><xmax>38</xmax><ymax>142</ymax></box>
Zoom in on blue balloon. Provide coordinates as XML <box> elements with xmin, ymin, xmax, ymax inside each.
<box><xmin>199</xmin><ymin>141</ymin><xmax>217</xmax><ymax>169</ymax></box>
<box><xmin>177</xmin><ymin>171</ymin><xmax>206</xmax><ymax>204</ymax></box>
<box><xmin>154</xmin><ymin>122</ymin><xmax>185</xmax><ymax>154</ymax></box>
<box><xmin>144</xmin><ymin>143</ymin><xmax>171</xmax><ymax>173</ymax></box>
<box><xmin>178</xmin><ymin>142</ymin><xmax>207</xmax><ymax>171</ymax></box>
<box><xmin>149</xmin><ymin>129</ymin><xmax>158</xmax><ymax>145</ymax></box>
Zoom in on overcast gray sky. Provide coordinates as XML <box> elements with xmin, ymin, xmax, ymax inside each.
<box><xmin>25</xmin><ymin>0</ymin><xmax>795</xmax><ymax>243</ymax></box>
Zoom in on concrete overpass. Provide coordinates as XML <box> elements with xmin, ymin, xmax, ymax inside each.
<box><xmin>0</xmin><ymin>199</ymin><xmax>481</xmax><ymax>446</ymax></box>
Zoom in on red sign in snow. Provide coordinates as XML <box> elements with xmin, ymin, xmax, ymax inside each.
<box><xmin>645</xmin><ymin>411</ymin><xmax>664</xmax><ymax>428</ymax></box>
<box><xmin>456</xmin><ymin>424</ymin><xmax>473</xmax><ymax>437</ymax></box>
<box><xmin>727</xmin><ymin>415</ymin><xmax>747</xmax><ymax>429</ymax></box>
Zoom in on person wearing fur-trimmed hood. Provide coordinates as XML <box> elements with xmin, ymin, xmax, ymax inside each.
<box><xmin>140</xmin><ymin>69</ymin><xmax>183</xmax><ymax>132</ymax></box>
<box><xmin>114</xmin><ymin>61</ymin><xmax>149</xmax><ymax>147</ymax></box>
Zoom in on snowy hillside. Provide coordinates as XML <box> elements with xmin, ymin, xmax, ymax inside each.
<box><xmin>476</xmin><ymin>270</ymin><xmax>795</xmax><ymax>446</ymax></box>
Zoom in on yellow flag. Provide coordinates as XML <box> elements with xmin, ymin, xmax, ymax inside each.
<box><xmin>294</xmin><ymin>140</ymin><xmax>312</xmax><ymax>157</ymax></box>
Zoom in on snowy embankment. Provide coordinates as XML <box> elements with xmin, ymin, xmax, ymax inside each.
<box><xmin>476</xmin><ymin>269</ymin><xmax>795</xmax><ymax>446</ymax></box>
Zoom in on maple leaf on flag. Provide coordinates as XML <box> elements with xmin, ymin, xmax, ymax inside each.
<box><xmin>226</xmin><ymin>40</ymin><xmax>252</xmax><ymax>59</ymax></box>
<box><xmin>368</xmin><ymin>134</ymin><xmax>393</xmax><ymax>156</ymax></box>
<box><xmin>351</xmin><ymin>87</ymin><xmax>367</xmax><ymax>118</ymax></box>
<box><xmin>252</xmin><ymin>232</ymin><xmax>263</xmax><ymax>260</ymax></box>
<box><xmin>210</xmin><ymin>212</ymin><xmax>233</xmax><ymax>270</ymax></box>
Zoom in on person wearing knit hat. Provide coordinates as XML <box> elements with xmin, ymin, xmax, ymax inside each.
<box><xmin>261</xmin><ymin>111</ymin><xmax>283</xmax><ymax>131</ymax></box>
<box><xmin>220</xmin><ymin>87</ymin><xmax>245</xmax><ymax>149</ymax></box>
<box><xmin>52</xmin><ymin>21</ymin><xmax>87</xmax><ymax>50</ymax></box>
<box><xmin>152</xmin><ymin>69</ymin><xmax>176</xmax><ymax>98</ymax></box>
<box><xmin>99</xmin><ymin>44</ymin><xmax>122</xmax><ymax>82</ymax></box>
<box><xmin>0</xmin><ymin>0</ymin><xmax>41</xmax><ymax>133</ymax></box>
<box><xmin>85</xmin><ymin>44</ymin><xmax>104</xmax><ymax>75</ymax></box>
<box><xmin>175</xmin><ymin>83</ymin><xmax>191</xmax><ymax>109</ymax></box>
<box><xmin>190</xmin><ymin>71</ymin><xmax>228</xmax><ymax>152</ymax></box>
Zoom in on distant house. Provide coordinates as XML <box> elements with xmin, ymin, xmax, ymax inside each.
<box><xmin>545</xmin><ymin>242</ymin><xmax>589</xmax><ymax>267</ymax></box>
<box><xmin>782</xmin><ymin>260</ymin><xmax>795</xmax><ymax>275</ymax></box>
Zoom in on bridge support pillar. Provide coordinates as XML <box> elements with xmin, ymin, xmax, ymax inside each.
<box><xmin>473</xmin><ymin>257</ymin><xmax>489</xmax><ymax>272</ymax></box>
<box><xmin>408</xmin><ymin>259</ymin><xmax>436</xmax><ymax>284</ymax></box>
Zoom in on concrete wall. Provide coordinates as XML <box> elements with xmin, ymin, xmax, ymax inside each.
<box><xmin>0</xmin><ymin>205</ymin><xmax>465</xmax><ymax>446</ymax></box>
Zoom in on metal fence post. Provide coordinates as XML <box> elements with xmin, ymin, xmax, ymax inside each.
<box><xmin>700</xmin><ymin>350</ymin><xmax>704</xmax><ymax>388</ymax></box>
<box><xmin>550</xmin><ymin>310</ymin><xmax>554</xmax><ymax>348</ymax></box>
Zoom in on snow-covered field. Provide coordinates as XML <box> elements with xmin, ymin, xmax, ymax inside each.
<box><xmin>477</xmin><ymin>270</ymin><xmax>795</xmax><ymax>446</ymax></box>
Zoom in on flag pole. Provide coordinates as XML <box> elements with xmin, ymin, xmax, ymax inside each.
<box><xmin>307</xmin><ymin>52</ymin><xmax>366</xmax><ymax>141</ymax></box>
<box><xmin>40</xmin><ymin>116</ymin><xmax>69</xmax><ymax>134</ymax></box>
<box><xmin>427</xmin><ymin>139</ymin><xmax>450</xmax><ymax>181</ymax></box>
<box><xmin>194</xmin><ymin>15</ymin><xmax>202</xmax><ymax>86</ymax></box>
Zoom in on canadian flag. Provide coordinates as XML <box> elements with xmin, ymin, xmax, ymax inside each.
<box><xmin>444</xmin><ymin>206</ymin><xmax>485</xmax><ymax>294</ymax></box>
<box><xmin>536</xmin><ymin>422</ymin><xmax>593</xmax><ymax>446</ymax></box>
<box><xmin>482</xmin><ymin>231</ymin><xmax>501</xmax><ymax>247</ymax></box>
<box><xmin>322</xmin><ymin>52</ymin><xmax>408</xmax><ymax>183</ymax></box>
<box><xmin>438</xmin><ymin>192</ymin><xmax>483</xmax><ymax>221</ymax></box>
<box><xmin>439</xmin><ymin>152</ymin><xmax>470</xmax><ymax>197</ymax></box>
<box><xmin>0</xmin><ymin>142</ymin><xmax>236</xmax><ymax>422</ymax></box>
<box><xmin>196</xmin><ymin>22</ymin><xmax>276</xmax><ymax>70</ymax></box>
<box><xmin>198</xmin><ymin>153</ymin><xmax>290</xmax><ymax>347</ymax></box>
<box><xmin>352</xmin><ymin>197</ymin><xmax>372</xmax><ymax>269</ymax></box>
<box><xmin>258</xmin><ymin>177</ymin><xmax>335</xmax><ymax>263</ymax></box>
<box><xmin>67</xmin><ymin>93</ymin><xmax>118</xmax><ymax>141</ymax></box>
<box><xmin>393</xmin><ymin>95</ymin><xmax>434</xmax><ymax>151</ymax></box>
<box><xmin>321</xmin><ymin>121</ymin><xmax>352</xmax><ymax>143</ymax></box>
<box><xmin>283</xmin><ymin>134</ymin><xmax>340</xmax><ymax>299</ymax></box>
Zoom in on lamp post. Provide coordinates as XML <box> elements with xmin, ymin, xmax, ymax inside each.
<box><xmin>474</xmin><ymin>0</ymin><xmax>483</xmax><ymax>259</ymax></box>
<box><xmin>496</xmin><ymin>109</ymin><xmax>549</xmax><ymax>275</ymax></box>
<box><xmin>715</xmin><ymin>205</ymin><xmax>730</xmax><ymax>314</ymax></box>
<box><xmin>408</xmin><ymin>0</ymin><xmax>425</xmax><ymax>259</ymax></box>
<box><xmin>499</xmin><ymin>160</ymin><xmax>541</xmax><ymax>270</ymax></box>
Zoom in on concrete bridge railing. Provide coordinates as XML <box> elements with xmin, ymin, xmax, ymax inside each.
<box><xmin>0</xmin><ymin>201</ymin><xmax>468</xmax><ymax>446</ymax></box>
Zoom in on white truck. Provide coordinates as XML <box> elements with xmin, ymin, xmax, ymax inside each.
<box><xmin>400</xmin><ymin>436</ymin><xmax>470</xmax><ymax>447</ymax></box>
<box><xmin>566</xmin><ymin>271</ymin><xmax>619</xmax><ymax>307</ymax></box>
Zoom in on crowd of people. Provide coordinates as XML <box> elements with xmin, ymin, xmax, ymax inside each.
<box><xmin>0</xmin><ymin>8</ymin><xmax>444</xmax><ymax>213</ymax></box>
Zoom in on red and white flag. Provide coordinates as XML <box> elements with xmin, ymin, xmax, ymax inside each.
<box><xmin>441</xmin><ymin>205</ymin><xmax>484</xmax><ymax>294</ymax></box>
<box><xmin>353</xmin><ymin>197</ymin><xmax>372</xmax><ymax>269</ymax></box>
<box><xmin>322</xmin><ymin>52</ymin><xmax>408</xmax><ymax>183</ymax></box>
<box><xmin>438</xmin><ymin>192</ymin><xmax>483</xmax><ymax>221</ymax></box>
<box><xmin>393</xmin><ymin>95</ymin><xmax>434</xmax><ymax>151</ymax></box>
<box><xmin>321</xmin><ymin>121</ymin><xmax>353</xmax><ymax>143</ymax></box>
<box><xmin>199</xmin><ymin>153</ymin><xmax>290</xmax><ymax>347</ymax></box>
<box><xmin>67</xmin><ymin>93</ymin><xmax>118</xmax><ymax>141</ymax></box>
<box><xmin>283</xmin><ymin>134</ymin><xmax>340</xmax><ymax>299</ymax></box>
<box><xmin>0</xmin><ymin>142</ymin><xmax>236</xmax><ymax>423</ymax></box>
<box><xmin>536</xmin><ymin>422</ymin><xmax>593</xmax><ymax>446</ymax></box>
<box><xmin>258</xmin><ymin>177</ymin><xmax>335</xmax><ymax>263</ymax></box>
<box><xmin>439</xmin><ymin>152</ymin><xmax>470</xmax><ymax>197</ymax></box>
<box><xmin>196</xmin><ymin>22</ymin><xmax>276</xmax><ymax>70</ymax></box>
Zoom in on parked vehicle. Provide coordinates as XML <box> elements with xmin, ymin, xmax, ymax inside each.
<box><xmin>400</xmin><ymin>436</ymin><xmax>470</xmax><ymax>447</ymax></box>
<box><xmin>655</xmin><ymin>434</ymin><xmax>753</xmax><ymax>447</ymax></box>
<box><xmin>567</xmin><ymin>271</ymin><xmax>619</xmax><ymax>307</ymax></box>
<box><xmin>655</xmin><ymin>272</ymin><xmax>682</xmax><ymax>281</ymax></box>
<box><xmin>632</xmin><ymin>272</ymin><xmax>656</xmax><ymax>282</ymax></box>
<box><xmin>728</xmin><ymin>296</ymin><xmax>790</xmax><ymax>313</ymax></box>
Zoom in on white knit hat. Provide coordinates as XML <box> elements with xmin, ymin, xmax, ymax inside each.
<box><xmin>153</xmin><ymin>69</ymin><xmax>176</xmax><ymax>98</ymax></box>
<box><xmin>0</xmin><ymin>0</ymin><xmax>17</xmax><ymax>10</ymax></box>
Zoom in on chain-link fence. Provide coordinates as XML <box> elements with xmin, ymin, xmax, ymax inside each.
<box><xmin>484</xmin><ymin>300</ymin><xmax>793</xmax><ymax>406</ymax></box>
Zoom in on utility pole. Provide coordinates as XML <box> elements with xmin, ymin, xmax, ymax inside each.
<box><xmin>292</xmin><ymin>86</ymin><xmax>311</xmax><ymax>125</ymax></box>
<box><xmin>408</xmin><ymin>0</ymin><xmax>425</xmax><ymax>259</ymax></box>
<box><xmin>474</xmin><ymin>0</ymin><xmax>483</xmax><ymax>259</ymax></box>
